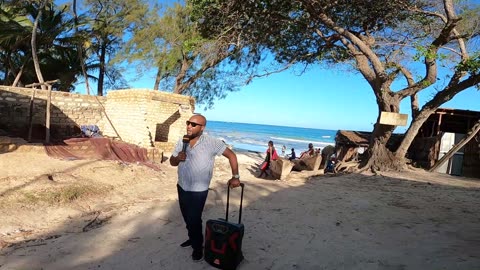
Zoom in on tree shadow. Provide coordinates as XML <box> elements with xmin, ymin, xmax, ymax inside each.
<box><xmin>1</xmin><ymin>172</ymin><xmax>480</xmax><ymax>269</ymax></box>
<box><xmin>0</xmin><ymin>88</ymin><xmax>86</xmax><ymax>146</ymax></box>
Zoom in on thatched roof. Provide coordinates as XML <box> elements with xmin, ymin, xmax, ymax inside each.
<box><xmin>335</xmin><ymin>130</ymin><xmax>404</xmax><ymax>151</ymax></box>
<box><xmin>335</xmin><ymin>130</ymin><xmax>370</xmax><ymax>146</ymax></box>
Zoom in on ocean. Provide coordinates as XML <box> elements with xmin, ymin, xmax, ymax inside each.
<box><xmin>204</xmin><ymin>120</ymin><xmax>337</xmax><ymax>154</ymax></box>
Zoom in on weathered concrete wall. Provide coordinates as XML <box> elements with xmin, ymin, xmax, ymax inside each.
<box><xmin>0</xmin><ymin>86</ymin><xmax>105</xmax><ymax>139</ymax></box>
<box><xmin>0</xmin><ymin>86</ymin><xmax>195</xmax><ymax>152</ymax></box>
<box><xmin>103</xmin><ymin>89</ymin><xmax>194</xmax><ymax>151</ymax></box>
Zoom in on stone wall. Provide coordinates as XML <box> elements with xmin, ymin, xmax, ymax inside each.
<box><xmin>0</xmin><ymin>86</ymin><xmax>195</xmax><ymax>152</ymax></box>
<box><xmin>0</xmin><ymin>86</ymin><xmax>105</xmax><ymax>139</ymax></box>
<box><xmin>102</xmin><ymin>89</ymin><xmax>194</xmax><ymax>151</ymax></box>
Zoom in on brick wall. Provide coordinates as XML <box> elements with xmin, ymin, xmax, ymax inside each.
<box><xmin>0</xmin><ymin>86</ymin><xmax>105</xmax><ymax>139</ymax></box>
<box><xmin>0</xmin><ymin>86</ymin><xmax>195</xmax><ymax>152</ymax></box>
<box><xmin>103</xmin><ymin>89</ymin><xmax>194</xmax><ymax>151</ymax></box>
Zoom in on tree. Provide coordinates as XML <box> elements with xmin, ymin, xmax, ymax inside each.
<box><xmin>72</xmin><ymin>0</ymin><xmax>91</xmax><ymax>95</ymax></box>
<box><xmin>31</xmin><ymin>0</ymin><xmax>48</xmax><ymax>90</ymax></box>
<box><xmin>0</xmin><ymin>1</ymin><xmax>91</xmax><ymax>91</ymax></box>
<box><xmin>82</xmin><ymin>0</ymin><xmax>148</xmax><ymax>96</ymax></box>
<box><xmin>121</xmin><ymin>3</ymin><xmax>246</xmax><ymax>108</ymax></box>
<box><xmin>191</xmin><ymin>0</ymin><xmax>480</xmax><ymax>172</ymax></box>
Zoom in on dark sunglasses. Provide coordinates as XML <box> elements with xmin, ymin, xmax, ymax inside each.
<box><xmin>186</xmin><ymin>120</ymin><xmax>203</xmax><ymax>127</ymax></box>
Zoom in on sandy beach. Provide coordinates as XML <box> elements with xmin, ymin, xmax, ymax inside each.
<box><xmin>1</xmin><ymin>145</ymin><xmax>480</xmax><ymax>270</ymax></box>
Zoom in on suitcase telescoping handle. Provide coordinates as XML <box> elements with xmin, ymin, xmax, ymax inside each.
<box><xmin>226</xmin><ymin>183</ymin><xmax>244</xmax><ymax>224</ymax></box>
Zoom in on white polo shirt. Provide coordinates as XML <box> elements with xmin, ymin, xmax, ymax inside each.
<box><xmin>172</xmin><ymin>134</ymin><xmax>227</xmax><ymax>192</ymax></box>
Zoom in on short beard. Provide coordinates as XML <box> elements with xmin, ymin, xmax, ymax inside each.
<box><xmin>189</xmin><ymin>131</ymin><xmax>202</xmax><ymax>139</ymax></box>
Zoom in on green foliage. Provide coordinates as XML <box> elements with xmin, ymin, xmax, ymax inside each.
<box><xmin>457</xmin><ymin>53</ymin><xmax>480</xmax><ymax>74</ymax></box>
<box><xmin>121</xmin><ymin>2</ymin><xmax>242</xmax><ymax>106</ymax></box>
<box><xmin>0</xmin><ymin>1</ymin><xmax>88</xmax><ymax>90</ymax></box>
<box><xmin>413</xmin><ymin>44</ymin><xmax>437</xmax><ymax>61</ymax></box>
<box><xmin>190</xmin><ymin>0</ymin><xmax>423</xmax><ymax>67</ymax></box>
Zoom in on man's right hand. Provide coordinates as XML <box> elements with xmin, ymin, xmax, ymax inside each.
<box><xmin>170</xmin><ymin>152</ymin><xmax>187</xmax><ymax>166</ymax></box>
<box><xmin>177</xmin><ymin>151</ymin><xmax>187</xmax><ymax>161</ymax></box>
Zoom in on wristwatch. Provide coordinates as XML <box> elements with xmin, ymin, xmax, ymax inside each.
<box><xmin>232</xmin><ymin>174</ymin><xmax>240</xmax><ymax>179</ymax></box>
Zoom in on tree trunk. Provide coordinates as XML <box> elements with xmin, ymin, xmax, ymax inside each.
<box><xmin>31</xmin><ymin>1</ymin><xmax>47</xmax><ymax>91</ymax></box>
<box><xmin>410</xmin><ymin>94</ymin><xmax>420</xmax><ymax>120</ymax></box>
<box><xmin>395</xmin><ymin>108</ymin><xmax>436</xmax><ymax>159</ymax></box>
<box><xmin>154</xmin><ymin>68</ymin><xmax>161</xmax><ymax>90</ymax></box>
<box><xmin>97</xmin><ymin>43</ymin><xmax>106</xmax><ymax>96</ymax></box>
<box><xmin>73</xmin><ymin>0</ymin><xmax>91</xmax><ymax>95</ymax></box>
<box><xmin>174</xmin><ymin>54</ymin><xmax>189</xmax><ymax>94</ymax></box>
<box><xmin>360</xmin><ymin>123</ymin><xmax>405</xmax><ymax>171</ymax></box>
<box><xmin>360</xmin><ymin>93</ymin><xmax>405</xmax><ymax>171</ymax></box>
<box><xmin>12</xmin><ymin>63</ymin><xmax>25</xmax><ymax>87</ymax></box>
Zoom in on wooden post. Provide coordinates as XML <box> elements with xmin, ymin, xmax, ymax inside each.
<box><xmin>429</xmin><ymin>119</ymin><xmax>480</xmax><ymax>173</ymax></box>
<box><xmin>25</xmin><ymin>79</ymin><xmax>58</xmax><ymax>143</ymax></box>
<box><xmin>27</xmin><ymin>88</ymin><xmax>37</xmax><ymax>142</ymax></box>
<box><xmin>45</xmin><ymin>84</ymin><xmax>52</xmax><ymax>143</ymax></box>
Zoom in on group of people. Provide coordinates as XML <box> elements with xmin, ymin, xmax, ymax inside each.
<box><xmin>168</xmin><ymin>114</ymin><xmax>320</xmax><ymax>262</ymax></box>
<box><xmin>257</xmin><ymin>141</ymin><xmax>318</xmax><ymax>178</ymax></box>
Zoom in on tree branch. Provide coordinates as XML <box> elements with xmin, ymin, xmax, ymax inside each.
<box><xmin>318</xmin><ymin>13</ymin><xmax>388</xmax><ymax>81</ymax></box>
<box><xmin>424</xmin><ymin>73</ymin><xmax>480</xmax><ymax>110</ymax></box>
<box><xmin>245</xmin><ymin>59</ymin><xmax>298</xmax><ymax>84</ymax></box>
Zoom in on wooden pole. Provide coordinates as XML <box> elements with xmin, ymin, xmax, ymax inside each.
<box><xmin>26</xmin><ymin>79</ymin><xmax>58</xmax><ymax>143</ymax></box>
<box><xmin>94</xmin><ymin>96</ymin><xmax>122</xmax><ymax>141</ymax></box>
<box><xmin>429</xmin><ymin>119</ymin><xmax>480</xmax><ymax>172</ymax></box>
<box><xmin>45</xmin><ymin>84</ymin><xmax>52</xmax><ymax>143</ymax></box>
<box><xmin>27</xmin><ymin>88</ymin><xmax>37</xmax><ymax>142</ymax></box>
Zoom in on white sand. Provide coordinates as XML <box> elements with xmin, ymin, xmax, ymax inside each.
<box><xmin>1</xmin><ymin>149</ymin><xmax>479</xmax><ymax>269</ymax></box>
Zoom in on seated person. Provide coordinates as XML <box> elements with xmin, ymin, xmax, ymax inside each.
<box><xmin>288</xmin><ymin>148</ymin><xmax>296</xmax><ymax>161</ymax></box>
<box><xmin>299</xmin><ymin>143</ymin><xmax>315</xmax><ymax>159</ymax></box>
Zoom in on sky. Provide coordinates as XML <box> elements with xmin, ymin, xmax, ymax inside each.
<box><xmin>62</xmin><ymin>0</ymin><xmax>480</xmax><ymax>132</ymax></box>
<box><xmin>123</xmin><ymin>64</ymin><xmax>480</xmax><ymax>132</ymax></box>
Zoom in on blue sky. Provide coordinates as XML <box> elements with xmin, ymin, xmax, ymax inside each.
<box><xmin>202</xmin><ymin>69</ymin><xmax>480</xmax><ymax>132</ymax></box>
<box><xmin>128</xmin><ymin>65</ymin><xmax>479</xmax><ymax>132</ymax></box>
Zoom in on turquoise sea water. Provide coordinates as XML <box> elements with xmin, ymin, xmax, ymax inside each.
<box><xmin>204</xmin><ymin>120</ymin><xmax>337</xmax><ymax>154</ymax></box>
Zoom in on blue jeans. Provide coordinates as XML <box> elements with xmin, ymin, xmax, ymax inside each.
<box><xmin>177</xmin><ymin>184</ymin><xmax>209</xmax><ymax>251</ymax></box>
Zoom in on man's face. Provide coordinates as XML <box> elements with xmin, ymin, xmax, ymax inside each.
<box><xmin>186</xmin><ymin>116</ymin><xmax>205</xmax><ymax>138</ymax></box>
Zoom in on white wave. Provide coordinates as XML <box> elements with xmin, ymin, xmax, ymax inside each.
<box><xmin>270</xmin><ymin>136</ymin><xmax>334</xmax><ymax>145</ymax></box>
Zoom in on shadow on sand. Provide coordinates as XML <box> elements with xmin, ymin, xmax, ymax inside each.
<box><xmin>1</xmin><ymin>171</ymin><xmax>480</xmax><ymax>270</ymax></box>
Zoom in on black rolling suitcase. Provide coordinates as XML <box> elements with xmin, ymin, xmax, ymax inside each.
<box><xmin>204</xmin><ymin>183</ymin><xmax>245</xmax><ymax>270</ymax></box>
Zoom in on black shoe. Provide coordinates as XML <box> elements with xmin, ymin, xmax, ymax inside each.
<box><xmin>180</xmin><ymin>239</ymin><xmax>192</xmax><ymax>248</ymax></box>
<box><xmin>192</xmin><ymin>249</ymin><xmax>203</xmax><ymax>262</ymax></box>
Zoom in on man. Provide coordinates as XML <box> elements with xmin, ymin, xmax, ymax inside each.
<box><xmin>170</xmin><ymin>114</ymin><xmax>241</xmax><ymax>262</ymax></box>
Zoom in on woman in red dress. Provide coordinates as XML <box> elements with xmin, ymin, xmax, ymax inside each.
<box><xmin>258</xmin><ymin>140</ymin><xmax>278</xmax><ymax>178</ymax></box>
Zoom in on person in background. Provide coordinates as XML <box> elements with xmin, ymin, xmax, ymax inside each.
<box><xmin>288</xmin><ymin>148</ymin><xmax>296</xmax><ymax>161</ymax></box>
<box><xmin>170</xmin><ymin>114</ymin><xmax>241</xmax><ymax>262</ymax></box>
<box><xmin>258</xmin><ymin>140</ymin><xmax>279</xmax><ymax>178</ymax></box>
<box><xmin>299</xmin><ymin>143</ymin><xmax>315</xmax><ymax>159</ymax></box>
<box><xmin>281</xmin><ymin>145</ymin><xmax>286</xmax><ymax>157</ymax></box>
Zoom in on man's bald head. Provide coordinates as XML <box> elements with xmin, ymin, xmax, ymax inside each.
<box><xmin>189</xmin><ymin>114</ymin><xmax>207</xmax><ymax>126</ymax></box>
